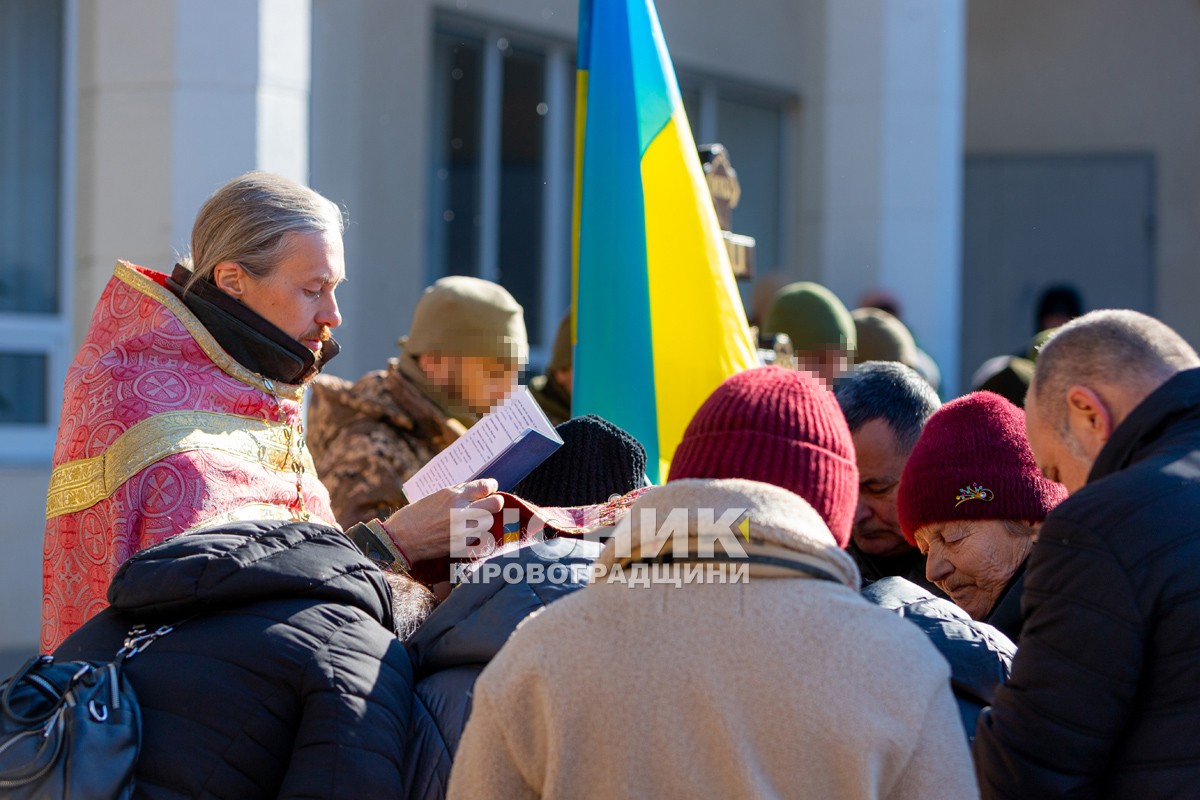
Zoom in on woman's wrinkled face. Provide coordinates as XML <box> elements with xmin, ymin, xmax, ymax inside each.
<box><xmin>912</xmin><ymin>519</ymin><xmax>1033</xmax><ymax>620</ymax></box>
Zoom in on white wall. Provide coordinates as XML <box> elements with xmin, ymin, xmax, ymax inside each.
<box><xmin>813</xmin><ymin>0</ymin><xmax>965</xmax><ymax>393</ymax></box>
<box><xmin>309</xmin><ymin>0</ymin><xmax>437</xmax><ymax>382</ymax></box>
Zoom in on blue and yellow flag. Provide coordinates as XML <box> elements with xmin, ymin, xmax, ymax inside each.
<box><xmin>572</xmin><ymin>0</ymin><xmax>758</xmax><ymax>482</ymax></box>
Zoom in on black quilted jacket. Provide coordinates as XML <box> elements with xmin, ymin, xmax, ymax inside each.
<box><xmin>862</xmin><ymin>577</ymin><xmax>1015</xmax><ymax>745</ymax></box>
<box><xmin>975</xmin><ymin>368</ymin><xmax>1200</xmax><ymax>798</ymax></box>
<box><xmin>55</xmin><ymin>520</ymin><xmax>413</xmax><ymax>799</ymax></box>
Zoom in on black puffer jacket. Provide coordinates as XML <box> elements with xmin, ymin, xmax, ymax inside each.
<box><xmin>402</xmin><ymin>538</ymin><xmax>601</xmax><ymax>800</ymax></box>
<box><xmin>975</xmin><ymin>368</ymin><xmax>1200</xmax><ymax>798</ymax></box>
<box><xmin>862</xmin><ymin>577</ymin><xmax>1015</xmax><ymax>744</ymax></box>
<box><xmin>55</xmin><ymin>520</ymin><xmax>413</xmax><ymax>799</ymax></box>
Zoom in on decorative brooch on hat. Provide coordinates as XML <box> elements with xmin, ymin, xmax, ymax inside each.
<box><xmin>955</xmin><ymin>483</ymin><xmax>995</xmax><ymax>507</ymax></box>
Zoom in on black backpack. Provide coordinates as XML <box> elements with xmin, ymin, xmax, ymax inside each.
<box><xmin>0</xmin><ymin>622</ymin><xmax>177</xmax><ymax>799</ymax></box>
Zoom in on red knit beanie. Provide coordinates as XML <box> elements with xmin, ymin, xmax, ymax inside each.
<box><xmin>668</xmin><ymin>366</ymin><xmax>859</xmax><ymax>547</ymax></box>
<box><xmin>897</xmin><ymin>391</ymin><xmax>1068</xmax><ymax>544</ymax></box>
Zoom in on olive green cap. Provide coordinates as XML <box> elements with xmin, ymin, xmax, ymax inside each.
<box><xmin>852</xmin><ymin>307</ymin><xmax>918</xmax><ymax>367</ymax></box>
<box><xmin>763</xmin><ymin>281</ymin><xmax>856</xmax><ymax>354</ymax></box>
<box><xmin>1027</xmin><ymin>328</ymin><xmax>1058</xmax><ymax>362</ymax></box>
<box><xmin>977</xmin><ymin>356</ymin><xmax>1035</xmax><ymax>408</ymax></box>
<box><xmin>401</xmin><ymin>275</ymin><xmax>528</xmax><ymax>364</ymax></box>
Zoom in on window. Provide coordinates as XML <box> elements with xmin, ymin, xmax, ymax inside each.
<box><xmin>429</xmin><ymin>18</ymin><xmax>790</xmax><ymax>368</ymax></box>
<box><xmin>430</xmin><ymin>23</ymin><xmax>573</xmax><ymax>369</ymax></box>
<box><xmin>0</xmin><ymin>0</ymin><xmax>72</xmax><ymax>460</ymax></box>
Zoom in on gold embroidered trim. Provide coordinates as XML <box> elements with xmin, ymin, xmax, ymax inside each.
<box><xmin>182</xmin><ymin>504</ymin><xmax>302</xmax><ymax>533</ymax></box>
<box><xmin>114</xmin><ymin>261</ymin><xmax>306</xmax><ymax>401</ymax></box>
<box><xmin>46</xmin><ymin>410</ymin><xmax>318</xmax><ymax>519</ymax></box>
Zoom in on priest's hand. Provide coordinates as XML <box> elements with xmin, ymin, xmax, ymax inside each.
<box><xmin>380</xmin><ymin>479</ymin><xmax>503</xmax><ymax>564</ymax></box>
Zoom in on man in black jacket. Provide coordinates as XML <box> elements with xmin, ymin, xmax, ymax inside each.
<box><xmin>974</xmin><ymin>309</ymin><xmax>1200</xmax><ymax>798</ymax></box>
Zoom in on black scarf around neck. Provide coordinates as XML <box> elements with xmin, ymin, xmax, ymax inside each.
<box><xmin>167</xmin><ymin>264</ymin><xmax>340</xmax><ymax>386</ymax></box>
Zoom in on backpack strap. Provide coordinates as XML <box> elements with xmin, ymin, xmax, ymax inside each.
<box><xmin>3</xmin><ymin>617</ymin><xmax>190</xmax><ymax>728</ymax></box>
<box><xmin>115</xmin><ymin>620</ymin><xmax>187</xmax><ymax>665</ymax></box>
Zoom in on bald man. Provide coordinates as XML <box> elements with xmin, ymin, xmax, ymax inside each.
<box><xmin>975</xmin><ymin>309</ymin><xmax>1200</xmax><ymax>798</ymax></box>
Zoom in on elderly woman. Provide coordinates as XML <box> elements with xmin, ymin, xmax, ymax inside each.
<box><xmin>897</xmin><ymin>392</ymin><xmax>1068</xmax><ymax>642</ymax></box>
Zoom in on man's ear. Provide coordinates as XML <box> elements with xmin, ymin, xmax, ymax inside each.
<box><xmin>418</xmin><ymin>352</ymin><xmax>450</xmax><ymax>384</ymax></box>
<box><xmin>211</xmin><ymin>261</ymin><xmax>248</xmax><ymax>299</ymax></box>
<box><xmin>1064</xmin><ymin>384</ymin><xmax>1114</xmax><ymax>453</ymax></box>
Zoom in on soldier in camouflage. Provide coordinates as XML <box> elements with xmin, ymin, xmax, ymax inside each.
<box><xmin>308</xmin><ymin>275</ymin><xmax>528</xmax><ymax>530</ymax></box>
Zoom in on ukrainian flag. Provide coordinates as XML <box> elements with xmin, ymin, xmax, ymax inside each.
<box><xmin>572</xmin><ymin>0</ymin><xmax>758</xmax><ymax>482</ymax></box>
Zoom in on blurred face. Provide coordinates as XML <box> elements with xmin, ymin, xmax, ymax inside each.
<box><xmin>215</xmin><ymin>230</ymin><xmax>345</xmax><ymax>357</ymax></box>
<box><xmin>914</xmin><ymin>519</ymin><xmax>1033</xmax><ymax>620</ymax></box>
<box><xmin>850</xmin><ymin>419</ymin><xmax>913</xmax><ymax>558</ymax></box>
<box><xmin>797</xmin><ymin>348</ymin><xmax>850</xmax><ymax>389</ymax></box>
<box><xmin>1025</xmin><ymin>383</ymin><xmax>1095</xmax><ymax>494</ymax></box>
<box><xmin>423</xmin><ymin>355</ymin><xmax>520</xmax><ymax>416</ymax></box>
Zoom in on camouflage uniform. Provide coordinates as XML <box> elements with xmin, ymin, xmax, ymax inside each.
<box><xmin>307</xmin><ymin>355</ymin><xmax>468</xmax><ymax>529</ymax></box>
<box><xmin>529</xmin><ymin>374</ymin><xmax>570</xmax><ymax>426</ymax></box>
<box><xmin>529</xmin><ymin>310</ymin><xmax>572</xmax><ymax>425</ymax></box>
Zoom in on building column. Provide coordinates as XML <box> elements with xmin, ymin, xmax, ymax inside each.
<box><xmin>817</xmin><ymin>0</ymin><xmax>965</xmax><ymax>393</ymax></box>
<box><xmin>74</xmin><ymin>0</ymin><xmax>311</xmax><ymax>341</ymax></box>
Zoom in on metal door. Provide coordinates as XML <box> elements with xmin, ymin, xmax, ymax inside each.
<box><xmin>960</xmin><ymin>154</ymin><xmax>1155</xmax><ymax>385</ymax></box>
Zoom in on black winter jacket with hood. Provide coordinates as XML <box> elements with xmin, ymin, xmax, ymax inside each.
<box><xmin>975</xmin><ymin>368</ymin><xmax>1200</xmax><ymax>798</ymax></box>
<box><xmin>55</xmin><ymin>519</ymin><xmax>413</xmax><ymax>800</ymax></box>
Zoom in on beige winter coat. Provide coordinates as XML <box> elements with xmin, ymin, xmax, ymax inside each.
<box><xmin>448</xmin><ymin>478</ymin><xmax>979</xmax><ymax>800</ymax></box>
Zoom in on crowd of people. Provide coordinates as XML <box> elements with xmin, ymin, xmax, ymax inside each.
<box><xmin>36</xmin><ymin>172</ymin><xmax>1200</xmax><ymax>798</ymax></box>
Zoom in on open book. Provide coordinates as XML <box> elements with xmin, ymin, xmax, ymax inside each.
<box><xmin>402</xmin><ymin>385</ymin><xmax>564</xmax><ymax>503</ymax></box>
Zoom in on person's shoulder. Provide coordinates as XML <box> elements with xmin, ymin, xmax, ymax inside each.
<box><xmin>71</xmin><ymin>326</ymin><xmax>179</xmax><ymax>384</ymax></box>
<box><xmin>829</xmin><ymin>585</ymin><xmax>955</xmax><ymax>676</ymax></box>
<box><xmin>757</xmin><ymin>578</ymin><xmax>949</xmax><ymax>668</ymax></box>
<box><xmin>311</xmin><ymin>368</ymin><xmax>390</xmax><ymax>406</ymax></box>
<box><xmin>310</xmin><ymin>371</ymin><xmax>354</xmax><ymax>399</ymax></box>
<box><xmin>255</xmin><ymin>595</ymin><xmax>401</xmax><ymax>672</ymax></box>
<box><xmin>474</xmin><ymin>584</ymin><xmax>603</xmax><ymax>681</ymax></box>
<box><xmin>510</xmin><ymin>581</ymin><xmax>599</xmax><ymax>641</ymax></box>
<box><xmin>1049</xmin><ymin>458</ymin><xmax>1200</xmax><ymax>546</ymax></box>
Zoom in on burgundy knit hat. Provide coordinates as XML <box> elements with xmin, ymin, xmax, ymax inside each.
<box><xmin>897</xmin><ymin>391</ymin><xmax>1068</xmax><ymax>544</ymax></box>
<box><xmin>668</xmin><ymin>366</ymin><xmax>859</xmax><ymax>547</ymax></box>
